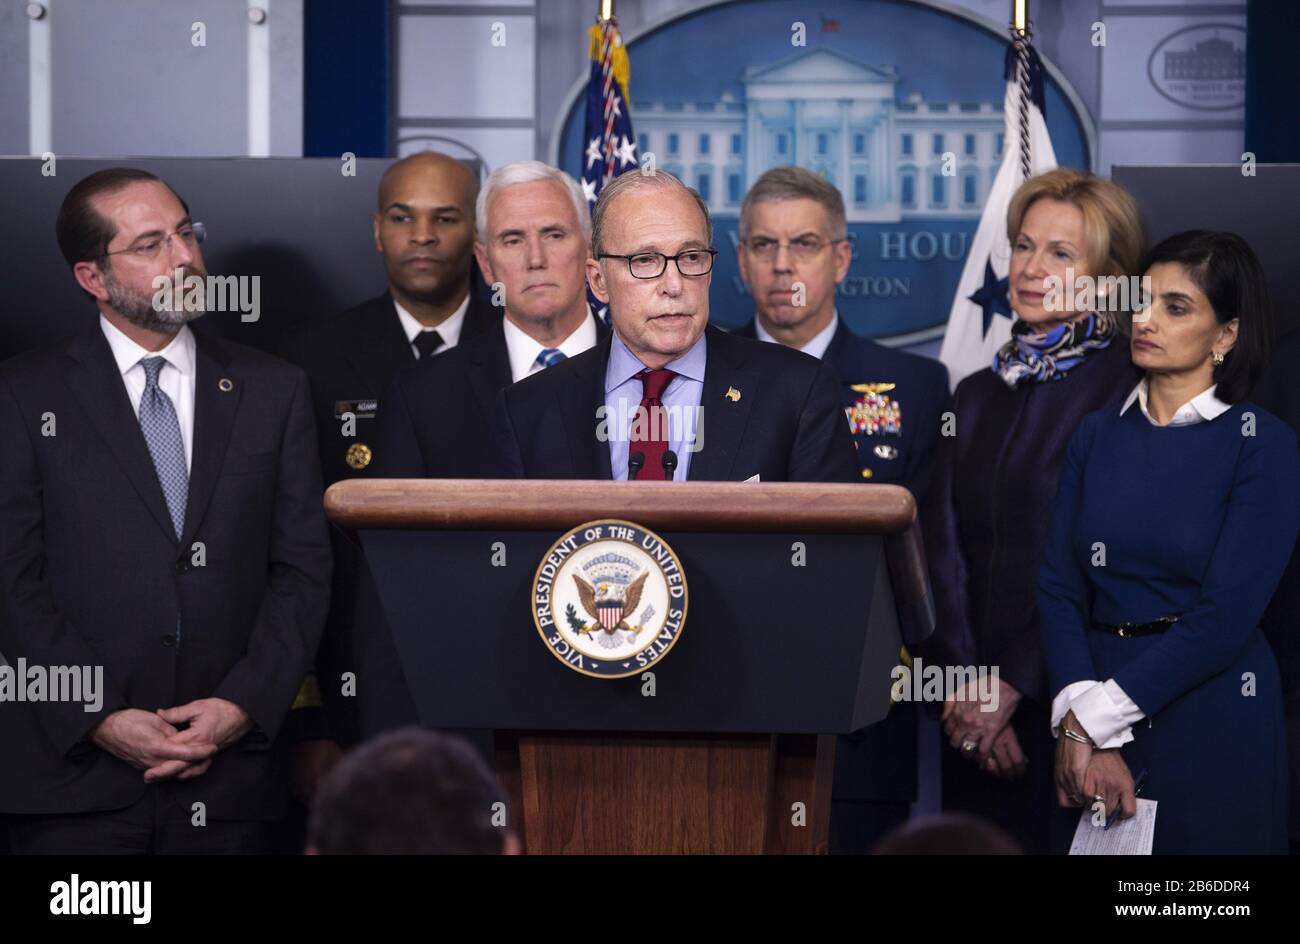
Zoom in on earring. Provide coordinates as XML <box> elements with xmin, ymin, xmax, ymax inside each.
<box><xmin>1211</xmin><ymin>351</ymin><xmax>1225</xmax><ymax>366</ymax></box>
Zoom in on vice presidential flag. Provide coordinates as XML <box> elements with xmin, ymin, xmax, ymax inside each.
<box><xmin>937</xmin><ymin>39</ymin><xmax>1057</xmax><ymax>389</ymax></box>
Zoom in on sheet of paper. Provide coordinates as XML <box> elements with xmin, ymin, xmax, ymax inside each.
<box><xmin>1068</xmin><ymin>798</ymin><xmax>1157</xmax><ymax>855</ymax></box>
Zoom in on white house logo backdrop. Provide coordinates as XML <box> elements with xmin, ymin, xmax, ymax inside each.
<box><xmin>556</xmin><ymin>0</ymin><xmax>1092</xmax><ymax>347</ymax></box>
<box><xmin>533</xmin><ymin>520</ymin><xmax>688</xmax><ymax>679</ymax></box>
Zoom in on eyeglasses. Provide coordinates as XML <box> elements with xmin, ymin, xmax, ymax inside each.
<box><xmin>743</xmin><ymin>235</ymin><xmax>844</xmax><ymax>262</ymax></box>
<box><xmin>102</xmin><ymin>221</ymin><xmax>206</xmax><ymax>261</ymax></box>
<box><xmin>599</xmin><ymin>248</ymin><xmax>717</xmax><ymax>279</ymax></box>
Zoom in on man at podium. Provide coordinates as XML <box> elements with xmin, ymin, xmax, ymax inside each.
<box><xmin>501</xmin><ymin>170</ymin><xmax>858</xmax><ymax>484</ymax></box>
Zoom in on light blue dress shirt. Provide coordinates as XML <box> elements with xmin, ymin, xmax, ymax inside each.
<box><xmin>604</xmin><ymin>330</ymin><xmax>706</xmax><ymax>481</ymax></box>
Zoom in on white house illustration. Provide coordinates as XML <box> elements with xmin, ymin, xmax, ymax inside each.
<box><xmin>634</xmin><ymin>47</ymin><xmax>1005</xmax><ymax>222</ymax></box>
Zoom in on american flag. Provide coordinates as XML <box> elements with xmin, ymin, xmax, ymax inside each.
<box><xmin>582</xmin><ymin>16</ymin><xmax>638</xmax><ymax>205</ymax></box>
<box><xmin>582</xmin><ymin>16</ymin><xmax>637</xmax><ymax>324</ymax></box>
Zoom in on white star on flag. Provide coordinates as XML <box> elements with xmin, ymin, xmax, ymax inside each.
<box><xmin>581</xmin><ymin>177</ymin><xmax>599</xmax><ymax>204</ymax></box>
<box><xmin>585</xmin><ymin>136</ymin><xmax>602</xmax><ymax>170</ymax></box>
<box><xmin>615</xmin><ymin>135</ymin><xmax>637</xmax><ymax>168</ymax></box>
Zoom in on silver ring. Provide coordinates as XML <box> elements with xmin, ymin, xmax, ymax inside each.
<box><xmin>961</xmin><ymin>739</ymin><xmax>977</xmax><ymax>753</ymax></box>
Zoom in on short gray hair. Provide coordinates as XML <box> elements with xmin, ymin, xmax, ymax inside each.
<box><xmin>590</xmin><ymin>170</ymin><xmax>712</xmax><ymax>257</ymax></box>
<box><xmin>739</xmin><ymin>165</ymin><xmax>846</xmax><ymax>241</ymax></box>
<box><xmin>476</xmin><ymin>160</ymin><xmax>590</xmax><ymax>239</ymax></box>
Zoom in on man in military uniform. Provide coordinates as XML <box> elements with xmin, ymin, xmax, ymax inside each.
<box><xmin>275</xmin><ymin>151</ymin><xmax>493</xmax><ymax>806</ymax></box>
<box><xmin>733</xmin><ymin>166</ymin><xmax>950</xmax><ymax>853</ymax></box>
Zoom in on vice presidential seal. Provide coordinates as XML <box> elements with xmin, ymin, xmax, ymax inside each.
<box><xmin>532</xmin><ymin>519</ymin><xmax>688</xmax><ymax>679</ymax></box>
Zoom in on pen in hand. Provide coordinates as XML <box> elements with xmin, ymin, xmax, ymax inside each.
<box><xmin>1104</xmin><ymin>768</ymin><xmax>1148</xmax><ymax>830</ymax></box>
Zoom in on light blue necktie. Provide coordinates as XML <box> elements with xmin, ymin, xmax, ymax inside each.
<box><xmin>138</xmin><ymin>356</ymin><xmax>188</xmax><ymax>541</ymax></box>
<box><xmin>536</xmin><ymin>348</ymin><xmax>567</xmax><ymax>369</ymax></box>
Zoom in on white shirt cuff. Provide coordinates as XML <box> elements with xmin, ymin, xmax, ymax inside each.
<box><xmin>1051</xmin><ymin>681</ymin><xmax>1098</xmax><ymax>735</ymax></box>
<box><xmin>1063</xmin><ymin>680</ymin><xmax>1145</xmax><ymax>749</ymax></box>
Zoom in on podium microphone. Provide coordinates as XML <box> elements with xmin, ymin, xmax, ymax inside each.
<box><xmin>661</xmin><ymin>450</ymin><xmax>678</xmax><ymax>479</ymax></box>
<box><xmin>628</xmin><ymin>451</ymin><xmax>645</xmax><ymax>480</ymax></box>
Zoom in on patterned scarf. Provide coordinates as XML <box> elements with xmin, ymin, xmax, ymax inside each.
<box><xmin>993</xmin><ymin>310</ymin><xmax>1118</xmax><ymax>388</ymax></box>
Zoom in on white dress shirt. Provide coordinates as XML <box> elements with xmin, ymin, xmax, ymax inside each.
<box><xmin>100</xmin><ymin>314</ymin><xmax>196</xmax><ymax>473</ymax></box>
<box><xmin>1051</xmin><ymin>378</ymin><xmax>1232</xmax><ymax>748</ymax></box>
<box><xmin>393</xmin><ymin>292</ymin><xmax>470</xmax><ymax>358</ymax></box>
<box><xmin>754</xmin><ymin>310</ymin><xmax>839</xmax><ymax>361</ymax></box>
<box><xmin>1119</xmin><ymin>376</ymin><xmax>1232</xmax><ymax>426</ymax></box>
<box><xmin>501</xmin><ymin>307</ymin><xmax>600</xmax><ymax>383</ymax></box>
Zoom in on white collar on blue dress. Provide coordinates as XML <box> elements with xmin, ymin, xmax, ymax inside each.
<box><xmin>1120</xmin><ymin>377</ymin><xmax>1232</xmax><ymax>427</ymax></box>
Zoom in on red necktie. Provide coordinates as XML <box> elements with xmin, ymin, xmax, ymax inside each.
<box><xmin>631</xmin><ymin>368</ymin><xmax>676</xmax><ymax>480</ymax></box>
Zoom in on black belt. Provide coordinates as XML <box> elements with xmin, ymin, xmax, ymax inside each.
<box><xmin>1091</xmin><ymin>614</ymin><xmax>1181</xmax><ymax>637</ymax></box>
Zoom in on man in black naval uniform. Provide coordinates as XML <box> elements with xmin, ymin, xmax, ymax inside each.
<box><xmin>275</xmin><ymin>152</ymin><xmax>493</xmax><ymax>802</ymax></box>
<box><xmin>732</xmin><ymin>167</ymin><xmax>950</xmax><ymax>854</ymax></box>
<box><xmin>358</xmin><ymin>160</ymin><xmax>607</xmax><ymax>734</ymax></box>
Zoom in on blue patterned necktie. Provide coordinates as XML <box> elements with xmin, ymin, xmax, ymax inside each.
<box><xmin>137</xmin><ymin>355</ymin><xmax>188</xmax><ymax>540</ymax></box>
<box><xmin>535</xmin><ymin>348</ymin><xmax>567</xmax><ymax>369</ymax></box>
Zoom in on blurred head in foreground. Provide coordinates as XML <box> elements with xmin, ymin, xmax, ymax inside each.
<box><xmin>872</xmin><ymin>813</ymin><xmax>1024</xmax><ymax>855</ymax></box>
<box><xmin>307</xmin><ymin>727</ymin><xmax>519</xmax><ymax>855</ymax></box>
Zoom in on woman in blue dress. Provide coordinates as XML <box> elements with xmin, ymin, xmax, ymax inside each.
<box><xmin>1038</xmin><ymin>231</ymin><xmax>1300</xmax><ymax>854</ymax></box>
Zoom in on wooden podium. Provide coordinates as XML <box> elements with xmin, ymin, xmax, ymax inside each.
<box><xmin>326</xmin><ymin>480</ymin><xmax>933</xmax><ymax>855</ymax></box>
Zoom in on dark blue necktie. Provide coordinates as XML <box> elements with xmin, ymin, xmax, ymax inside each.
<box><xmin>536</xmin><ymin>348</ymin><xmax>567</xmax><ymax>369</ymax></box>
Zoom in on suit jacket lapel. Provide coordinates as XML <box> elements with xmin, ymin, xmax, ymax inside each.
<box><xmin>822</xmin><ymin>320</ymin><xmax>855</xmax><ymax>380</ymax></box>
<box><xmin>559</xmin><ymin>333</ymin><xmax>613</xmax><ymax>479</ymax></box>
<box><xmin>462</xmin><ymin>289</ymin><xmax>496</xmax><ymax>341</ymax></box>
<box><xmin>63</xmin><ymin>322</ymin><xmax>179</xmax><ymax>544</ymax></box>
<box><xmin>467</xmin><ymin>318</ymin><xmax>512</xmax><ymax>423</ymax></box>
<box><xmin>344</xmin><ymin>294</ymin><xmax>414</xmax><ymax>396</ymax></box>
<box><xmin>180</xmin><ymin>331</ymin><xmax>239</xmax><ymax>549</ymax></box>
<box><xmin>688</xmin><ymin>327</ymin><xmax>755</xmax><ymax>481</ymax></box>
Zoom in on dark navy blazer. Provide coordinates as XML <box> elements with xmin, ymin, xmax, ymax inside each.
<box><xmin>733</xmin><ymin>319</ymin><xmax>950</xmax><ymax>496</ymax></box>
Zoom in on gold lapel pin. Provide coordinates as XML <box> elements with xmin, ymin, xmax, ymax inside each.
<box><xmin>218</xmin><ymin>378</ymin><xmax>234</xmax><ymax>392</ymax></box>
<box><xmin>725</xmin><ymin>386</ymin><xmax>741</xmax><ymax>402</ymax></box>
<box><xmin>346</xmin><ymin>443</ymin><xmax>372</xmax><ymax>470</ymax></box>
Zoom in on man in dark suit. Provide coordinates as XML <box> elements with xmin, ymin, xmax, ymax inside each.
<box><xmin>732</xmin><ymin>167</ymin><xmax>950</xmax><ymax>854</ymax></box>
<box><xmin>358</xmin><ymin>160</ymin><xmax>606</xmax><ymax>735</ymax></box>
<box><xmin>0</xmin><ymin>168</ymin><xmax>331</xmax><ymax>853</ymax></box>
<box><xmin>377</xmin><ymin>160</ymin><xmax>604</xmax><ymax>479</ymax></box>
<box><xmin>1254</xmin><ymin>327</ymin><xmax>1300</xmax><ymax>853</ymax></box>
<box><xmin>501</xmin><ymin>169</ymin><xmax>857</xmax><ymax>484</ymax></box>
<box><xmin>275</xmin><ymin>152</ymin><xmax>492</xmax><ymax>799</ymax></box>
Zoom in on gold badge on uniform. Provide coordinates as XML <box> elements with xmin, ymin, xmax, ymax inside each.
<box><xmin>846</xmin><ymin>382</ymin><xmax>902</xmax><ymax>436</ymax></box>
<box><xmin>345</xmin><ymin>443</ymin><xmax>372</xmax><ymax>470</ymax></box>
<box><xmin>725</xmin><ymin>386</ymin><xmax>741</xmax><ymax>402</ymax></box>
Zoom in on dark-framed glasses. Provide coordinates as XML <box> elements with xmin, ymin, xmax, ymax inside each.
<box><xmin>599</xmin><ymin>248</ymin><xmax>717</xmax><ymax>279</ymax></box>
